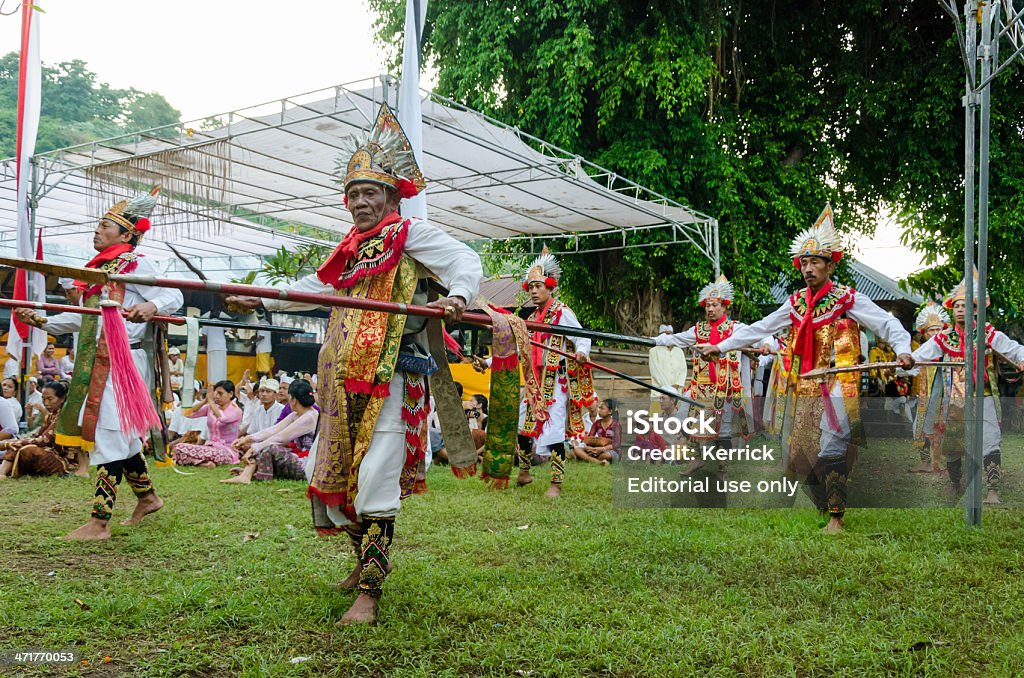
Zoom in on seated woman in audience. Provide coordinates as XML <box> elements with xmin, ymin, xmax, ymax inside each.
<box><xmin>222</xmin><ymin>380</ymin><xmax>319</xmax><ymax>484</ymax></box>
<box><xmin>0</xmin><ymin>381</ymin><xmax>78</xmax><ymax>479</ymax></box>
<box><xmin>2</xmin><ymin>377</ymin><xmax>23</xmax><ymax>421</ymax></box>
<box><xmin>465</xmin><ymin>393</ymin><xmax>488</xmax><ymax>431</ymax></box>
<box><xmin>172</xmin><ymin>380</ymin><xmax>243</xmax><ymax>467</ymax></box>
<box><xmin>574</xmin><ymin>399</ymin><xmax>621</xmax><ymax>465</ymax></box>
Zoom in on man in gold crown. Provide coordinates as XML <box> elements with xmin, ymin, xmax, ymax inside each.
<box><xmin>228</xmin><ymin>103</ymin><xmax>482</xmax><ymax>624</ymax></box>
<box><xmin>698</xmin><ymin>206</ymin><xmax>914</xmax><ymax>532</ymax></box>
<box><xmin>511</xmin><ymin>251</ymin><xmax>595</xmax><ymax>498</ymax></box>
<box><xmin>15</xmin><ymin>188</ymin><xmax>183</xmax><ymax>540</ymax></box>
<box><xmin>911</xmin><ymin>273</ymin><xmax>1024</xmax><ymax>504</ymax></box>
<box><xmin>653</xmin><ymin>274</ymin><xmax>752</xmax><ymax>480</ymax></box>
<box><xmin>909</xmin><ymin>301</ymin><xmax>949</xmax><ymax>474</ymax></box>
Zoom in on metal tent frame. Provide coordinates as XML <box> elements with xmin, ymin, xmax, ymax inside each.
<box><xmin>2</xmin><ymin>75</ymin><xmax>720</xmax><ymax>277</ymax></box>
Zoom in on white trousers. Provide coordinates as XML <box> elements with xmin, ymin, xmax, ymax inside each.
<box><xmin>308</xmin><ymin>374</ymin><xmax>409</xmax><ymax>527</ymax></box>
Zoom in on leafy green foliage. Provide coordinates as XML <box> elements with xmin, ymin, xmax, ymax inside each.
<box><xmin>368</xmin><ymin>1</ymin><xmax>1024</xmax><ymax>333</ymax></box>
<box><xmin>260</xmin><ymin>244</ymin><xmax>333</xmax><ymax>284</ymax></box>
<box><xmin>0</xmin><ymin>52</ymin><xmax>181</xmax><ymax>157</ymax></box>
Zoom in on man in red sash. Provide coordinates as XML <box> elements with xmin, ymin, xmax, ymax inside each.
<box><xmin>699</xmin><ymin>206</ymin><xmax>913</xmax><ymax>532</ymax></box>
<box><xmin>653</xmin><ymin>275</ymin><xmax>752</xmax><ymax>479</ymax></box>
<box><xmin>515</xmin><ymin>251</ymin><xmax>596</xmax><ymax>498</ymax></box>
<box><xmin>229</xmin><ymin>103</ymin><xmax>482</xmax><ymax>624</ymax></box>
<box><xmin>912</xmin><ymin>274</ymin><xmax>1024</xmax><ymax>504</ymax></box>
<box><xmin>17</xmin><ymin>188</ymin><xmax>183</xmax><ymax>540</ymax></box>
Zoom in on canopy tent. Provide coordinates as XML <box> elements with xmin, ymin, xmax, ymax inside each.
<box><xmin>0</xmin><ymin>75</ymin><xmax>719</xmax><ymax>279</ymax></box>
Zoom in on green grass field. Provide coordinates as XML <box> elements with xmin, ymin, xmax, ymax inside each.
<box><xmin>2</xmin><ymin>437</ymin><xmax>1023</xmax><ymax>677</ymax></box>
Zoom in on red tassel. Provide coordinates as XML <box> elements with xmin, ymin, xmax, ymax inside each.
<box><xmin>315</xmin><ymin>527</ymin><xmax>347</xmax><ymax>537</ymax></box>
<box><xmin>442</xmin><ymin>328</ymin><xmax>465</xmax><ymax>360</ymax></box>
<box><xmin>819</xmin><ymin>381</ymin><xmax>842</xmax><ymax>432</ymax></box>
<box><xmin>100</xmin><ymin>303</ymin><xmax>160</xmax><ymax>437</ymax></box>
<box><xmin>490</xmin><ymin>355</ymin><xmax>518</xmax><ymax>372</ymax></box>
<box><xmin>451</xmin><ymin>463</ymin><xmax>477</xmax><ymax>479</ymax></box>
<box><xmin>413</xmin><ymin>478</ymin><xmax>429</xmax><ymax>494</ymax></box>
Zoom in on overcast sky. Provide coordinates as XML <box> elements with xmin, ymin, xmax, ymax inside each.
<box><xmin>0</xmin><ymin>0</ymin><xmax>387</xmax><ymax>121</ymax></box>
<box><xmin>1</xmin><ymin>1</ymin><xmax>925</xmax><ymax>277</ymax></box>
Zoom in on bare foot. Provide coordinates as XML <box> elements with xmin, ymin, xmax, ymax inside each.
<box><xmin>909</xmin><ymin>462</ymin><xmax>932</xmax><ymax>473</ymax></box>
<box><xmin>516</xmin><ymin>470</ymin><xmax>533</xmax><ymax>487</ymax></box>
<box><xmin>336</xmin><ymin>562</ymin><xmax>363</xmax><ymax>590</ymax></box>
<box><xmin>545</xmin><ymin>484</ymin><xmax>562</xmax><ymax>498</ymax></box>
<box><xmin>199</xmin><ymin>461</ymin><xmax>217</xmax><ymax>469</ymax></box>
<box><xmin>74</xmin><ymin>465</ymin><xmax>91</xmax><ymax>479</ymax></box>
<box><xmin>822</xmin><ymin>516</ymin><xmax>844</xmax><ymax>533</ymax></box>
<box><xmin>600</xmin><ymin>459</ymin><xmax>610</xmax><ymax>466</ymax></box>
<box><xmin>337</xmin><ymin>593</ymin><xmax>378</xmax><ymax>625</ymax></box>
<box><xmin>121</xmin><ymin>493</ymin><xmax>163</xmax><ymax>526</ymax></box>
<box><xmin>984</xmin><ymin>490</ymin><xmax>1001</xmax><ymax>505</ymax></box>
<box><xmin>220</xmin><ymin>475</ymin><xmax>252</xmax><ymax>484</ymax></box>
<box><xmin>0</xmin><ymin>473</ymin><xmax>7</xmax><ymax>481</ymax></box>
<box><xmin>680</xmin><ymin>458</ymin><xmax>706</xmax><ymax>477</ymax></box>
<box><xmin>63</xmin><ymin>518</ymin><xmax>111</xmax><ymax>541</ymax></box>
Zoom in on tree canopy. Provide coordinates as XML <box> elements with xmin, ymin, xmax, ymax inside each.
<box><xmin>368</xmin><ymin>1</ymin><xmax>1024</xmax><ymax>333</ymax></box>
<box><xmin>0</xmin><ymin>52</ymin><xmax>181</xmax><ymax>158</ymax></box>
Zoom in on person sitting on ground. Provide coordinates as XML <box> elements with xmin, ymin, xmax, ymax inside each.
<box><xmin>238</xmin><ymin>377</ymin><xmax>284</xmax><ymax>437</ymax></box>
<box><xmin>167</xmin><ymin>346</ymin><xmax>184</xmax><ymax>393</ymax></box>
<box><xmin>25</xmin><ymin>376</ymin><xmax>46</xmax><ymax>432</ymax></box>
<box><xmin>465</xmin><ymin>393</ymin><xmax>488</xmax><ymax>431</ymax></box>
<box><xmin>575</xmin><ymin>399</ymin><xmax>621</xmax><ymax>465</ymax></box>
<box><xmin>0</xmin><ymin>381</ymin><xmax>78</xmax><ymax>479</ymax></box>
<box><xmin>59</xmin><ymin>345</ymin><xmax>75</xmax><ymax>381</ymax></box>
<box><xmin>1</xmin><ymin>377</ymin><xmax>23</xmax><ymax>421</ymax></box>
<box><xmin>222</xmin><ymin>379</ymin><xmax>319</xmax><ymax>484</ymax></box>
<box><xmin>172</xmin><ymin>380</ymin><xmax>243</xmax><ymax>467</ymax></box>
<box><xmin>0</xmin><ymin>393</ymin><xmax>17</xmax><ymax>443</ymax></box>
<box><xmin>36</xmin><ymin>342</ymin><xmax>61</xmax><ymax>382</ymax></box>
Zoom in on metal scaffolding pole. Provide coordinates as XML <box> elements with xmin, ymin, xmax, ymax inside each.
<box><xmin>962</xmin><ymin>0</ymin><xmax>981</xmax><ymax>526</ymax></box>
<box><xmin>944</xmin><ymin>0</ymin><xmax>1024</xmax><ymax>525</ymax></box>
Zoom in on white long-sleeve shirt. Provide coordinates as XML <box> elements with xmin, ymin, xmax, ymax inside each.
<box><xmin>262</xmin><ymin>217</ymin><xmax>482</xmax><ymax>313</ymax></box>
<box><xmin>912</xmin><ymin>327</ymin><xmax>1024</xmax><ymax>366</ymax></box>
<box><xmin>716</xmin><ymin>290</ymin><xmax>912</xmax><ymax>357</ymax></box>
<box><xmin>44</xmin><ymin>255</ymin><xmax>184</xmax><ymax>343</ymax></box>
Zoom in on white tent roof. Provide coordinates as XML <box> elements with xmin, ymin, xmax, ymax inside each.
<box><xmin>1</xmin><ymin>75</ymin><xmax>719</xmax><ymax>276</ymax></box>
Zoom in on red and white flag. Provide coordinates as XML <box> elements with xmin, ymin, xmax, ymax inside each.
<box><xmin>398</xmin><ymin>0</ymin><xmax>428</xmax><ymax>221</ymax></box>
<box><xmin>6</xmin><ymin>2</ymin><xmax>48</xmax><ymax>370</ymax></box>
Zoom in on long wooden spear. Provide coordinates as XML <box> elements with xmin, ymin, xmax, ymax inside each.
<box><xmin>800</xmin><ymin>361</ymin><xmax>964</xmax><ymax>380</ymax></box>
<box><xmin>529</xmin><ymin>339</ymin><xmax>704</xmax><ymax>408</ymax></box>
<box><xmin>0</xmin><ymin>256</ymin><xmax>657</xmax><ymax>347</ymax></box>
<box><xmin>0</xmin><ymin>298</ymin><xmax>305</xmax><ymax>333</ymax></box>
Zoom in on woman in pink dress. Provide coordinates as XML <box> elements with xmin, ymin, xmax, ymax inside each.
<box><xmin>173</xmin><ymin>380</ymin><xmax>243</xmax><ymax>467</ymax></box>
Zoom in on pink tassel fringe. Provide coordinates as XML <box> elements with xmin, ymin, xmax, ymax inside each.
<box><xmin>101</xmin><ymin>304</ymin><xmax>161</xmax><ymax>437</ymax></box>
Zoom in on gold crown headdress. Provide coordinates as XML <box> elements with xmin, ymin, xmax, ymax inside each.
<box><xmin>915</xmin><ymin>300</ymin><xmax>949</xmax><ymax>331</ymax></box>
<box><xmin>103</xmin><ymin>186</ymin><xmax>160</xmax><ymax>240</ymax></box>
<box><xmin>522</xmin><ymin>247</ymin><xmax>561</xmax><ymax>290</ymax></box>
<box><xmin>789</xmin><ymin>204</ymin><xmax>843</xmax><ymax>269</ymax></box>
<box><xmin>336</xmin><ymin>102</ymin><xmax>426</xmax><ymax>199</ymax></box>
<box><xmin>944</xmin><ymin>267</ymin><xmax>990</xmax><ymax>309</ymax></box>
<box><xmin>698</xmin><ymin>274</ymin><xmax>734</xmax><ymax>306</ymax></box>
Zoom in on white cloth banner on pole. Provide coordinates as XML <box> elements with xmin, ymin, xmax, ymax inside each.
<box><xmin>398</xmin><ymin>0</ymin><xmax>428</xmax><ymax>221</ymax></box>
<box><xmin>6</xmin><ymin>3</ymin><xmax>48</xmax><ymax>367</ymax></box>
